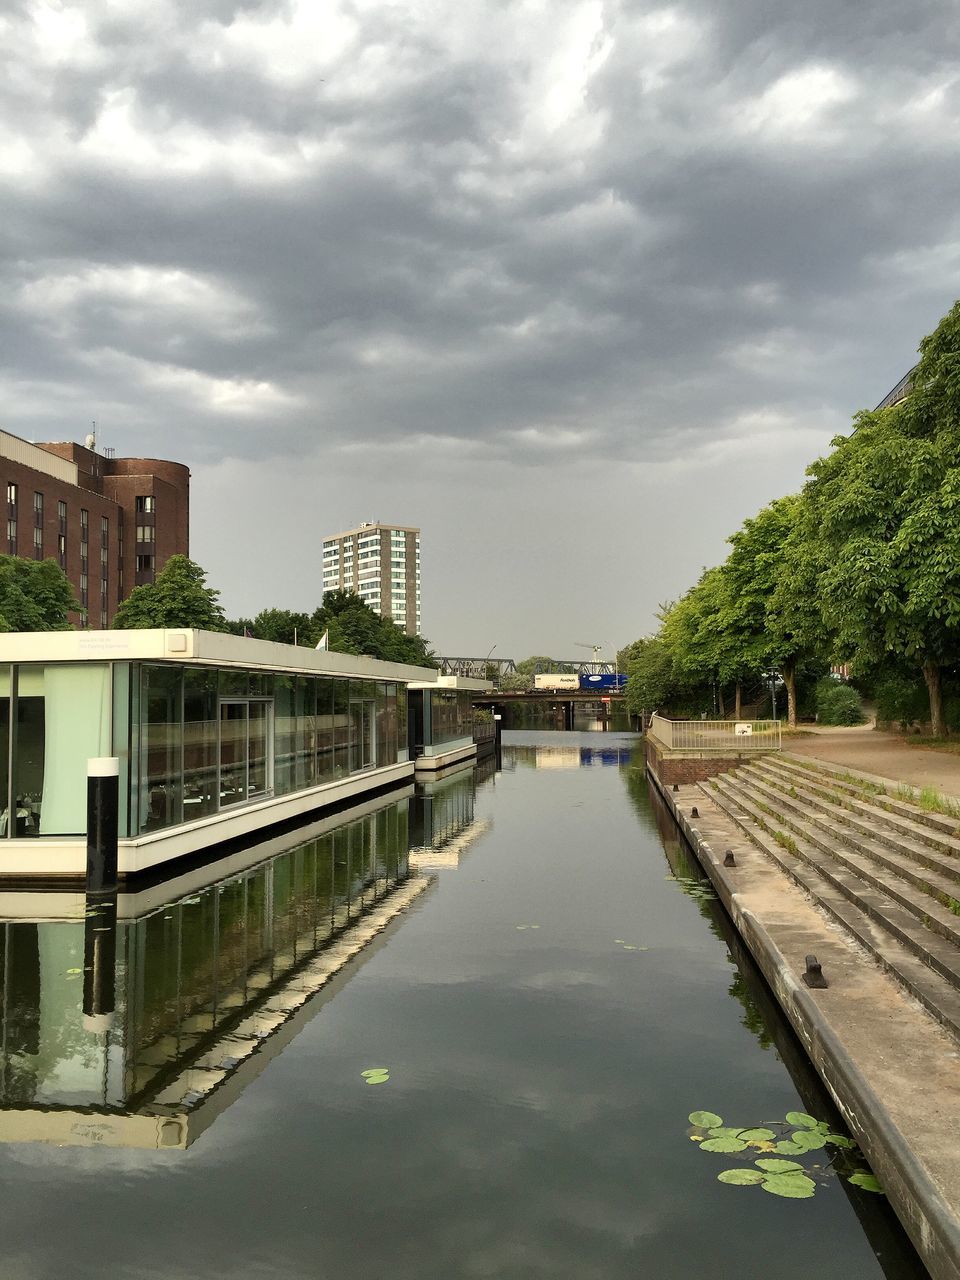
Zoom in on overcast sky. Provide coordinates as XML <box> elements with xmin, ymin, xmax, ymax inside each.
<box><xmin>2</xmin><ymin>0</ymin><xmax>958</xmax><ymax>659</ymax></box>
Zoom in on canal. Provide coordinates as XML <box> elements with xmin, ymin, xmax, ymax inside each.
<box><xmin>0</xmin><ymin>731</ymin><xmax>927</xmax><ymax>1278</ymax></box>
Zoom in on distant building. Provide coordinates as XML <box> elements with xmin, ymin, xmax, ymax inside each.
<box><xmin>0</xmin><ymin>429</ymin><xmax>189</xmax><ymax>627</ymax></box>
<box><xmin>322</xmin><ymin>521</ymin><xmax>421</xmax><ymax>636</ymax></box>
<box><xmin>875</xmin><ymin>366</ymin><xmax>916</xmax><ymax>410</ymax></box>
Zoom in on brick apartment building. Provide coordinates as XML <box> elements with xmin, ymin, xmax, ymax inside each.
<box><xmin>0</xmin><ymin>430</ymin><xmax>189</xmax><ymax>627</ymax></box>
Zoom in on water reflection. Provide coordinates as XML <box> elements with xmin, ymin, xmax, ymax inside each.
<box><xmin>0</xmin><ymin>771</ymin><xmax>486</xmax><ymax>1149</ymax></box>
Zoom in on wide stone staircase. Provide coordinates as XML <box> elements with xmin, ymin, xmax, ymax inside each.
<box><xmin>704</xmin><ymin>753</ymin><xmax>960</xmax><ymax>1043</ymax></box>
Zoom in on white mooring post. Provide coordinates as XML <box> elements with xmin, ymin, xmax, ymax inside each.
<box><xmin>86</xmin><ymin>757</ymin><xmax>119</xmax><ymax>894</ymax></box>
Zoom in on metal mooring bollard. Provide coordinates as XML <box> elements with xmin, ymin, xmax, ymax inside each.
<box><xmin>672</xmin><ymin>784</ymin><xmax>679</xmax><ymax>792</ymax></box>
<box><xmin>802</xmin><ymin>954</ymin><xmax>828</xmax><ymax>988</ymax></box>
<box><xmin>690</xmin><ymin>806</ymin><xmax>699</xmax><ymax>818</ymax></box>
<box><xmin>86</xmin><ymin>757</ymin><xmax>120</xmax><ymax>894</ymax></box>
<box><xmin>723</xmin><ymin>850</ymin><xmax>736</xmax><ymax>867</ymax></box>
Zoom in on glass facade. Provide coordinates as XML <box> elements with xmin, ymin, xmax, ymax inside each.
<box><xmin>0</xmin><ymin>660</ymin><xmax>411</xmax><ymax>841</ymax></box>
<box><xmin>410</xmin><ymin>687</ymin><xmax>475</xmax><ymax>757</ymax></box>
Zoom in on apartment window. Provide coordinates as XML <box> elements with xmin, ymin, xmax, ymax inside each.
<box><xmin>136</xmin><ymin>554</ymin><xmax>155</xmax><ymax>573</ymax></box>
<box><xmin>100</xmin><ymin>608</ymin><xmax>108</xmax><ymax>628</ymax></box>
<box><xmin>136</xmin><ymin>525</ymin><xmax>155</xmax><ymax>544</ymax></box>
<box><xmin>6</xmin><ymin>483</ymin><xmax>16</xmax><ymax>509</ymax></box>
<box><xmin>80</xmin><ymin>509</ymin><xmax>89</xmax><ymax>540</ymax></box>
<box><xmin>57</xmin><ymin>533</ymin><xmax>66</xmax><ymax>568</ymax></box>
<box><xmin>79</xmin><ymin>573</ymin><xmax>88</xmax><ymax>607</ymax></box>
<box><xmin>57</xmin><ymin>499</ymin><xmax>67</xmax><ymax>529</ymax></box>
<box><xmin>100</xmin><ymin>546</ymin><xmax>108</xmax><ymax>566</ymax></box>
<box><xmin>32</xmin><ymin>527</ymin><xmax>42</xmax><ymax>559</ymax></box>
<box><xmin>135</xmin><ymin>496</ymin><xmax>155</xmax><ymax>514</ymax></box>
<box><xmin>6</xmin><ymin>519</ymin><xmax>15</xmax><ymax>555</ymax></box>
<box><xmin>33</xmin><ymin>492</ymin><xmax>43</xmax><ymax>527</ymax></box>
<box><xmin>101</xmin><ymin>515</ymin><xmax>108</xmax><ymax>547</ymax></box>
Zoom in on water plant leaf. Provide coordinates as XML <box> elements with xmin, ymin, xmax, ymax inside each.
<box><xmin>707</xmin><ymin>1127</ymin><xmax>745</xmax><ymax>1139</ymax></box>
<box><xmin>737</xmin><ymin>1128</ymin><xmax>776</xmax><ymax>1143</ymax></box>
<box><xmin>826</xmin><ymin>1134</ymin><xmax>855</xmax><ymax>1149</ymax></box>
<box><xmin>688</xmin><ymin>1111</ymin><xmax>723</xmax><ymax>1128</ymax></box>
<box><xmin>761</xmin><ymin>1174</ymin><xmax>816</xmax><ymax>1199</ymax></box>
<box><xmin>66</xmin><ymin>968</ymin><xmax>82</xmax><ymax>975</ymax></box>
<box><xmin>700</xmin><ymin>1137</ymin><xmax>747</xmax><ymax>1153</ymax></box>
<box><xmin>789</xmin><ymin>1129</ymin><xmax>826</xmax><ymax>1152</ymax></box>
<box><xmin>848</xmin><ymin>1172</ymin><xmax>884</xmax><ymax>1194</ymax></box>
<box><xmin>755</xmin><ymin>1159</ymin><xmax>803</xmax><ymax>1173</ymax></box>
<box><xmin>717</xmin><ymin>1169</ymin><xmax>765</xmax><ymax>1185</ymax></box>
<box><xmin>775</xmin><ymin>1140</ymin><xmax>805</xmax><ymax>1155</ymax></box>
<box><xmin>785</xmin><ymin>1111</ymin><xmax>820</xmax><ymax>1129</ymax></box>
<box><xmin>361</xmin><ymin>1068</ymin><xmax>390</xmax><ymax>1085</ymax></box>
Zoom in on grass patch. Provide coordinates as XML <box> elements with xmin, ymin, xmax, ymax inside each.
<box><xmin>905</xmin><ymin>737</ymin><xmax>960</xmax><ymax>757</ymax></box>
<box><xmin>773</xmin><ymin>830</ymin><xmax>800</xmax><ymax>856</ymax></box>
<box><xmin>917</xmin><ymin>786</ymin><xmax>960</xmax><ymax>820</ymax></box>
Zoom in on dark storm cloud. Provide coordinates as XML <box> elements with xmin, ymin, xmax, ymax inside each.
<box><xmin>2</xmin><ymin>0</ymin><xmax>960</xmax><ymax>640</ymax></box>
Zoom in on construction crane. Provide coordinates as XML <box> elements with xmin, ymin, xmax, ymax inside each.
<box><xmin>574</xmin><ymin>643</ymin><xmax>602</xmax><ymax>660</ymax></box>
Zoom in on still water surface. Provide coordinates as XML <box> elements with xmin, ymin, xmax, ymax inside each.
<box><xmin>0</xmin><ymin>731</ymin><xmax>927</xmax><ymax>1278</ymax></box>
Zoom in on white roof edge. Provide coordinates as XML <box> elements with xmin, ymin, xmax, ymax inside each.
<box><xmin>0</xmin><ymin>629</ymin><xmax>439</xmax><ymax>683</ymax></box>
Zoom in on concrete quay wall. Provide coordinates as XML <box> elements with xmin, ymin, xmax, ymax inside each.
<box><xmin>647</xmin><ymin>764</ymin><xmax>960</xmax><ymax>1280</ymax></box>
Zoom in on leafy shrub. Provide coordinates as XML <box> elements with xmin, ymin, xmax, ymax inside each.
<box><xmin>815</xmin><ymin>680</ymin><xmax>866</xmax><ymax>725</ymax></box>
<box><xmin>875</xmin><ymin>673</ymin><xmax>928</xmax><ymax>729</ymax></box>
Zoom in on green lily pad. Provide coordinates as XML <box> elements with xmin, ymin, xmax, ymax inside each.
<box><xmin>701</xmin><ymin>1137</ymin><xmax>748</xmax><ymax>1153</ymax></box>
<box><xmin>761</xmin><ymin>1173</ymin><xmax>816</xmax><ymax>1199</ymax></box>
<box><xmin>775</xmin><ymin>1140</ymin><xmax>805</xmax><ymax>1155</ymax></box>
<box><xmin>848</xmin><ymin>1172</ymin><xmax>884</xmax><ymax>1194</ymax></box>
<box><xmin>707</xmin><ymin>1126</ymin><xmax>746</xmax><ymax>1139</ymax></box>
<box><xmin>688</xmin><ymin>1111</ymin><xmax>723</xmax><ymax>1128</ymax></box>
<box><xmin>785</xmin><ymin>1111</ymin><xmax>820</xmax><ymax>1129</ymax></box>
<box><xmin>790</xmin><ymin>1129</ymin><xmax>826</xmax><ymax>1151</ymax></box>
<box><xmin>737</xmin><ymin>1128</ymin><xmax>776</xmax><ymax>1142</ymax></box>
<box><xmin>717</xmin><ymin>1168</ymin><xmax>765</xmax><ymax>1185</ymax></box>
<box><xmin>755</xmin><ymin>1158</ymin><xmax>803</xmax><ymax>1173</ymax></box>
<box><xmin>361</xmin><ymin>1068</ymin><xmax>390</xmax><ymax>1085</ymax></box>
<box><xmin>826</xmin><ymin>1133</ymin><xmax>855</xmax><ymax>1149</ymax></box>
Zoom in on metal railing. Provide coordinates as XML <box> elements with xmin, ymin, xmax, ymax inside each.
<box><xmin>648</xmin><ymin>714</ymin><xmax>781</xmax><ymax>753</ymax></box>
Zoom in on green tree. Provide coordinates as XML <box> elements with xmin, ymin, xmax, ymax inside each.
<box><xmin>114</xmin><ymin>555</ymin><xmax>227</xmax><ymax>630</ymax></box>
<box><xmin>311</xmin><ymin>590</ymin><xmax>435</xmax><ymax>666</ymax></box>
<box><xmin>515</xmin><ymin>654</ymin><xmax>573</xmax><ymax>675</ymax></box>
<box><xmin>803</xmin><ymin>300</ymin><xmax>960</xmax><ymax>735</ymax></box>
<box><xmin>624</xmin><ymin>634</ymin><xmax>675</xmax><ymax>716</ymax></box>
<box><xmin>0</xmin><ymin>557</ymin><xmax>79</xmax><ymax>631</ymax></box>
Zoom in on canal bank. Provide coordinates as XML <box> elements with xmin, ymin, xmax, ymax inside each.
<box><xmin>647</xmin><ymin>764</ymin><xmax>960</xmax><ymax>1280</ymax></box>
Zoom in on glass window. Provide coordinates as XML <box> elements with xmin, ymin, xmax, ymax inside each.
<box><xmin>80</xmin><ymin>509</ymin><xmax>88</xmax><ymax>539</ymax></box>
<box><xmin>32</xmin><ymin>527</ymin><xmax>42</xmax><ymax>557</ymax></box>
<box><xmin>10</xmin><ymin>664</ymin><xmax>110</xmax><ymax>838</ymax></box>
<box><xmin>316</xmin><ymin>678</ymin><xmax>335</xmax><ymax>783</ymax></box>
<box><xmin>136</xmin><ymin>525</ymin><xmax>155</xmax><ymax>543</ymax></box>
<box><xmin>33</xmin><ymin>492</ymin><xmax>43</xmax><ymax>517</ymax></box>
<box><xmin>6</xmin><ymin>483</ymin><xmax>16</xmax><ymax>506</ymax></box>
<box><xmin>273</xmin><ymin>675</ymin><xmax>295</xmax><ymax>795</ymax></box>
<box><xmin>332</xmin><ymin>679</ymin><xmax>350</xmax><ymax>777</ymax></box>
<box><xmin>295</xmin><ymin>677</ymin><xmax>317</xmax><ymax>790</ymax></box>
<box><xmin>139</xmin><ymin>665</ymin><xmax>183</xmax><ymax>832</ymax></box>
<box><xmin>135</xmin><ymin>496</ymin><xmax>156</xmax><ymax>513</ymax></box>
<box><xmin>57</xmin><ymin>500</ymin><xmax>66</xmax><ymax>521</ymax></box>
<box><xmin>183</xmin><ymin>668</ymin><xmax>218</xmax><ymax>820</ymax></box>
<box><xmin>219</xmin><ymin>699</ymin><xmax>272</xmax><ymax>804</ymax></box>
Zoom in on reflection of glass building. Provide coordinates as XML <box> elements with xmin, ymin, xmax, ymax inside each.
<box><xmin>0</xmin><ymin>629</ymin><xmax>436</xmax><ymax>877</ymax></box>
<box><xmin>0</xmin><ymin>791</ymin><xmax>428</xmax><ymax>1148</ymax></box>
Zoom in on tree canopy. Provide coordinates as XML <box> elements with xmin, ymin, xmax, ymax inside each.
<box><xmin>620</xmin><ymin>299</ymin><xmax>960</xmax><ymax>732</ymax></box>
<box><xmin>113</xmin><ymin>555</ymin><xmax>227</xmax><ymax>630</ymax></box>
<box><xmin>0</xmin><ymin>557</ymin><xmax>78</xmax><ymax>631</ymax></box>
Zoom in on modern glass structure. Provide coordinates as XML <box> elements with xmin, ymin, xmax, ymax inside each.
<box><xmin>407</xmin><ymin>676</ymin><xmax>487</xmax><ymax>772</ymax></box>
<box><xmin>0</xmin><ymin>629</ymin><xmax>433</xmax><ymax>877</ymax></box>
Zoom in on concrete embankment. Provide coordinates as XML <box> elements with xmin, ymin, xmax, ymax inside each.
<box><xmin>648</xmin><ymin>759</ymin><xmax>960</xmax><ymax>1280</ymax></box>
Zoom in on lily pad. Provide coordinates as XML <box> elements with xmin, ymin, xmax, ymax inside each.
<box><xmin>826</xmin><ymin>1133</ymin><xmax>855</xmax><ymax>1149</ymax></box>
<box><xmin>848</xmin><ymin>1172</ymin><xmax>884</xmax><ymax>1194</ymax></box>
<box><xmin>361</xmin><ymin>1068</ymin><xmax>390</xmax><ymax>1085</ymax></box>
<box><xmin>701</xmin><ymin>1137</ymin><xmax>748</xmax><ymax>1153</ymax></box>
<box><xmin>775</xmin><ymin>1140</ymin><xmax>805</xmax><ymax>1155</ymax></box>
<box><xmin>755</xmin><ymin>1158</ymin><xmax>803</xmax><ymax>1173</ymax></box>
<box><xmin>785</xmin><ymin>1111</ymin><xmax>820</xmax><ymax>1129</ymax></box>
<box><xmin>688</xmin><ymin>1110</ymin><xmax>723</xmax><ymax>1128</ymax></box>
<box><xmin>707</xmin><ymin>1126</ymin><xmax>746</xmax><ymax>1139</ymax></box>
<box><xmin>790</xmin><ymin>1129</ymin><xmax>826</xmax><ymax>1152</ymax></box>
<box><xmin>761</xmin><ymin>1173</ymin><xmax>816</xmax><ymax>1199</ymax></box>
<box><xmin>717</xmin><ymin>1168</ymin><xmax>765</xmax><ymax>1185</ymax></box>
<box><xmin>737</xmin><ymin>1128</ymin><xmax>776</xmax><ymax>1143</ymax></box>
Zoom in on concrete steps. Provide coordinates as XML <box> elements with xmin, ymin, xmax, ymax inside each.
<box><xmin>703</xmin><ymin>756</ymin><xmax>960</xmax><ymax>1043</ymax></box>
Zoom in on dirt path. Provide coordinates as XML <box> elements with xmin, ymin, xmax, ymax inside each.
<box><xmin>787</xmin><ymin>726</ymin><xmax>960</xmax><ymax>798</ymax></box>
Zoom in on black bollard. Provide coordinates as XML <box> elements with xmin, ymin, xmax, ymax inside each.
<box><xmin>86</xmin><ymin>757</ymin><xmax>119</xmax><ymax>894</ymax></box>
<box><xmin>672</xmin><ymin>784</ymin><xmax>679</xmax><ymax>792</ymax></box>
<box><xmin>723</xmin><ymin>850</ymin><xmax>736</xmax><ymax>867</ymax></box>
<box><xmin>802</xmin><ymin>955</ymin><xmax>828</xmax><ymax>988</ymax></box>
<box><xmin>82</xmin><ymin>889</ymin><xmax>117</xmax><ymax>1033</ymax></box>
<box><xmin>690</xmin><ymin>806</ymin><xmax>699</xmax><ymax>818</ymax></box>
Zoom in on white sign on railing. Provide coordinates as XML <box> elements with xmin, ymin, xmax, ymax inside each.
<box><xmin>734</xmin><ymin>723</ymin><xmax>753</xmax><ymax>736</ymax></box>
